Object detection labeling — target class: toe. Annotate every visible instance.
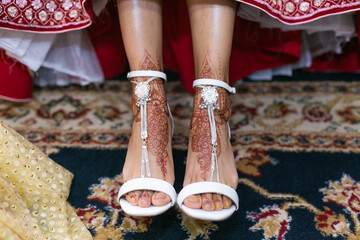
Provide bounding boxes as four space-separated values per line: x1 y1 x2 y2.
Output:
184 194 202 209
223 195 232 209
138 190 153 208
126 190 142 206
152 192 171 206
202 193 215 211
213 194 223 211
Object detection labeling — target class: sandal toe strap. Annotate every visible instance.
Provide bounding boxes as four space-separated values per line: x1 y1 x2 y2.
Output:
118 178 177 206
177 182 239 210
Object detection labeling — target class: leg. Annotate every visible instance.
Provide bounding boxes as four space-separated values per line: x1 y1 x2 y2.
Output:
117 0 174 208
183 0 238 211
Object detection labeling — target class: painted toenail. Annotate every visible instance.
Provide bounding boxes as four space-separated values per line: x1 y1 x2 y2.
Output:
188 196 200 203
224 201 230 208
130 197 137 204
154 193 166 199
215 203 220 209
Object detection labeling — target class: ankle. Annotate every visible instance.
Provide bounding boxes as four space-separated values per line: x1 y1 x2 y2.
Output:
131 78 167 116
193 87 231 121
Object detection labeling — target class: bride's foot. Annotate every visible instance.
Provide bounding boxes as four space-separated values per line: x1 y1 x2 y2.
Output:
183 86 238 211
122 75 174 208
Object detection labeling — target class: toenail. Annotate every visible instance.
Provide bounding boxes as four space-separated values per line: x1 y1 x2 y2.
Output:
224 201 230 208
139 198 149 205
154 193 166 199
215 203 221 209
188 196 200 203
130 197 137 204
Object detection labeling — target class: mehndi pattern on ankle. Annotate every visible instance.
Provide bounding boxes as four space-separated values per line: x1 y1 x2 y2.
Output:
128 70 167 178
146 81 171 179
193 79 236 183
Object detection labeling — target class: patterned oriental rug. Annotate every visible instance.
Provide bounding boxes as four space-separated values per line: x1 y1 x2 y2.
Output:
1 80 360 240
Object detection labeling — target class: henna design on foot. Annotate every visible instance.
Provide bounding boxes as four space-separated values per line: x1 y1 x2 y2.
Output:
130 52 170 180
147 80 170 179
140 50 162 71
190 99 212 181
191 51 232 181
199 52 223 80
190 88 230 181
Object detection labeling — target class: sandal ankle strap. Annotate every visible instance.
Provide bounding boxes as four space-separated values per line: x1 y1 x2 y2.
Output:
127 70 167 82
193 79 236 94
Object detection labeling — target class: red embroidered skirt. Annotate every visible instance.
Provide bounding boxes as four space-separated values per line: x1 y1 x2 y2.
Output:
1 0 360 101
0 0 91 32
236 0 360 24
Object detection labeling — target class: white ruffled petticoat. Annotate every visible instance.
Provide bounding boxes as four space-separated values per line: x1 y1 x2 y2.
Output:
0 28 104 87
237 6 357 80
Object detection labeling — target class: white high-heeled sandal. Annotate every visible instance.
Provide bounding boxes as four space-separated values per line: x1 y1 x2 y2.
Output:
177 78 239 221
117 70 176 217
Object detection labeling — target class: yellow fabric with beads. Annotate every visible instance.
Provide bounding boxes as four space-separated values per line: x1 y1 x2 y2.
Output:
0 121 92 240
